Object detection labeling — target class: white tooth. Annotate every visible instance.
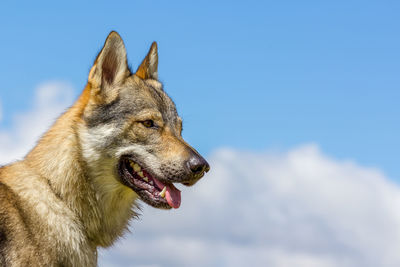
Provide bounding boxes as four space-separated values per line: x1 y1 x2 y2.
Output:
130 161 135 168
143 177 149 182
138 171 144 178
133 164 141 172
159 186 166 198
150 181 154 185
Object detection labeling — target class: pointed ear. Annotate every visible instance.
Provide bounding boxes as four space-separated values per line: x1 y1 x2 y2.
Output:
88 31 130 89
136 42 158 80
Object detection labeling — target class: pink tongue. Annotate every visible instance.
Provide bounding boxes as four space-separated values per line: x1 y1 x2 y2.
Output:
153 179 181 209
165 183 181 209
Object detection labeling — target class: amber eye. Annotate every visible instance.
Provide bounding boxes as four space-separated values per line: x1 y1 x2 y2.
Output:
142 120 155 128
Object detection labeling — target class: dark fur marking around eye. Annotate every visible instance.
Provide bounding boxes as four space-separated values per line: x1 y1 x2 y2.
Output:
84 96 157 128
85 81 180 134
84 96 126 127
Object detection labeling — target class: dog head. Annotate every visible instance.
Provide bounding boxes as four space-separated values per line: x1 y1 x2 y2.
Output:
79 32 209 209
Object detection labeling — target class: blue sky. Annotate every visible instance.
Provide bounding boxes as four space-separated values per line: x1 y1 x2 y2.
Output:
1 1 399 180
1 2 400 266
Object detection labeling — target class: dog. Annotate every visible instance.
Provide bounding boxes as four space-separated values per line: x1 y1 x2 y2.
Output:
0 31 209 266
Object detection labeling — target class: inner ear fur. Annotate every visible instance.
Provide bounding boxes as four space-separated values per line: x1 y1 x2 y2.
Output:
88 31 131 90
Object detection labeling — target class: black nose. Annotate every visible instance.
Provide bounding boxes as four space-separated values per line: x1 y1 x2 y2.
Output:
187 153 210 176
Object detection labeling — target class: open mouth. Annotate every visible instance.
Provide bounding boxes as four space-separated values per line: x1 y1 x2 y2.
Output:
118 156 181 209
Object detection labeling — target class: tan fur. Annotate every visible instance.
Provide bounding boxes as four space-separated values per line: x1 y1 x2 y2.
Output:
1 90 100 265
0 34 136 266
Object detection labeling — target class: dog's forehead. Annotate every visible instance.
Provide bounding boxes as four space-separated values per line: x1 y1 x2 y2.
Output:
123 77 179 121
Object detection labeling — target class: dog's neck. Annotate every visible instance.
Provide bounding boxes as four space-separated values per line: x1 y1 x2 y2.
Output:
25 85 136 248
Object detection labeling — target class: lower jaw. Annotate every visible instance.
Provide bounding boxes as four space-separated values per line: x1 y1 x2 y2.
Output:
142 193 172 209
122 178 170 208
118 157 181 209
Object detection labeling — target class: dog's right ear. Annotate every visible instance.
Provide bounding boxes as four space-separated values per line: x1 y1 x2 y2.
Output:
88 31 131 93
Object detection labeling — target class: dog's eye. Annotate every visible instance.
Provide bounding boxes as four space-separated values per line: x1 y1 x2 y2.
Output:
142 120 155 128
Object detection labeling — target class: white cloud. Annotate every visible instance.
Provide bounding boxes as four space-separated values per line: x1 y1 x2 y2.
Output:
0 81 74 164
1 82 400 267
99 146 400 267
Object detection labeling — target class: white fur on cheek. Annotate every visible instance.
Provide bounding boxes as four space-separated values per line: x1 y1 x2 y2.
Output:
78 124 137 246
80 124 118 161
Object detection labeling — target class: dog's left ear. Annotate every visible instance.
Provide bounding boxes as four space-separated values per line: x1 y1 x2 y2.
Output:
88 31 131 89
136 42 158 80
